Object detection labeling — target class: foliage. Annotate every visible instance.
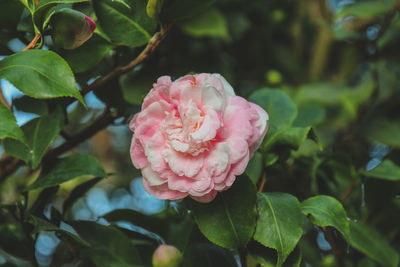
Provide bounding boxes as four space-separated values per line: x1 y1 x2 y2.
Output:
1 0 400 266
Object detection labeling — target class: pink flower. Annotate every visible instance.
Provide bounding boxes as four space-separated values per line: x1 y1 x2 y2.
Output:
130 74 268 203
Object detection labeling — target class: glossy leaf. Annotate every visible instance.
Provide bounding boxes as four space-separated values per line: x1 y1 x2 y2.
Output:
301 195 350 240
254 192 303 266
245 151 263 185
93 0 156 47
61 34 113 73
0 103 25 143
263 126 311 151
361 159 400 181
349 220 399 267
249 88 297 135
0 50 85 104
3 108 64 168
27 154 107 190
248 241 302 267
189 176 257 249
70 220 143 266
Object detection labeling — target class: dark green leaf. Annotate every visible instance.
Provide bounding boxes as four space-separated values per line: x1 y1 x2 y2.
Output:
0 223 34 262
0 50 85 105
254 192 303 266
61 34 113 73
63 177 103 214
301 195 350 240
0 103 25 143
248 241 302 267
263 127 311 151
337 0 397 19
293 104 325 127
245 152 263 185
27 154 107 190
180 8 229 40
3 107 64 168
70 220 142 266
361 159 400 181
349 220 399 267
182 243 238 267
93 0 156 47
249 88 297 135
189 176 257 249
13 96 48 115
0 0 24 29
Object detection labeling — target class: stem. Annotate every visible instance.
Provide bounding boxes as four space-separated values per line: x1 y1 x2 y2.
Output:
321 227 344 267
0 25 172 182
81 24 172 96
339 180 358 203
238 248 247 267
0 83 11 110
23 34 41 51
258 171 266 192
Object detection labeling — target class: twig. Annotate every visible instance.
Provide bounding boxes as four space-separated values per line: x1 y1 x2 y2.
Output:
81 24 172 96
23 34 41 51
0 25 172 182
258 171 266 192
321 227 344 267
0 82 11 110
339 180 357 203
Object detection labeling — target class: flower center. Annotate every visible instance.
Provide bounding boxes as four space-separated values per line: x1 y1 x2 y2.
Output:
162 101 209 156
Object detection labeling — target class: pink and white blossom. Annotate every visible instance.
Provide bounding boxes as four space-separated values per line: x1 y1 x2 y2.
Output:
130 73 268 203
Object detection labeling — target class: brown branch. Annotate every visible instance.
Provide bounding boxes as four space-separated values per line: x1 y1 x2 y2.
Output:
321 227 344 267
339 180 357 203
258 171 266 192
81 24 172 96
23 34 41 51
0 83 11 110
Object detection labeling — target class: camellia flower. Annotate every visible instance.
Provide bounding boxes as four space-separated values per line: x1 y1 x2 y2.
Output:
130 74 268 202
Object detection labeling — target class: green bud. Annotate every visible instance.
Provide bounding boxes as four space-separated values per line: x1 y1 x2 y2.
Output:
146 0 163 20
152 245 182 267
51 8 96 50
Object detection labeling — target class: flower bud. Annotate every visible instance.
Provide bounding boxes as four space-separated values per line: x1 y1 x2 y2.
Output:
152 245 182 267
51 8 96 50
146 0 163 20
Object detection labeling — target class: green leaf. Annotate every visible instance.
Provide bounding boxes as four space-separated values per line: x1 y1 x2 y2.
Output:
32 0 89 31
0 223 35 262
361 159 400 181
0 103 25 143
263 127 311 151
245 152 263 185
182 243 238 267
363 119 400 148
181 8 229 40
248 242 302 267
160 0 215 22
300 195 350 240
13 96 48 115
63 177 103 214
3 107 64 168
93 0 156 47
349 220 399 267
189 176 257 249
0 50 85 105
69 220 143 266
27 154 107 190
249 88 297 135
61 34 113 73
293 104 326 127
254 192 303 266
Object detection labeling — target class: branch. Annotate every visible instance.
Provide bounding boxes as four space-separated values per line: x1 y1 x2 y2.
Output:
0 82 11 110
339 180 358 203
0 25 172 182
258 171 267 192
81 24 172 96
23 34 41 51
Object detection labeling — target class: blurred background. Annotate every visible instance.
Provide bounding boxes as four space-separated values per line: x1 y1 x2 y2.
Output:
1 0 400 266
